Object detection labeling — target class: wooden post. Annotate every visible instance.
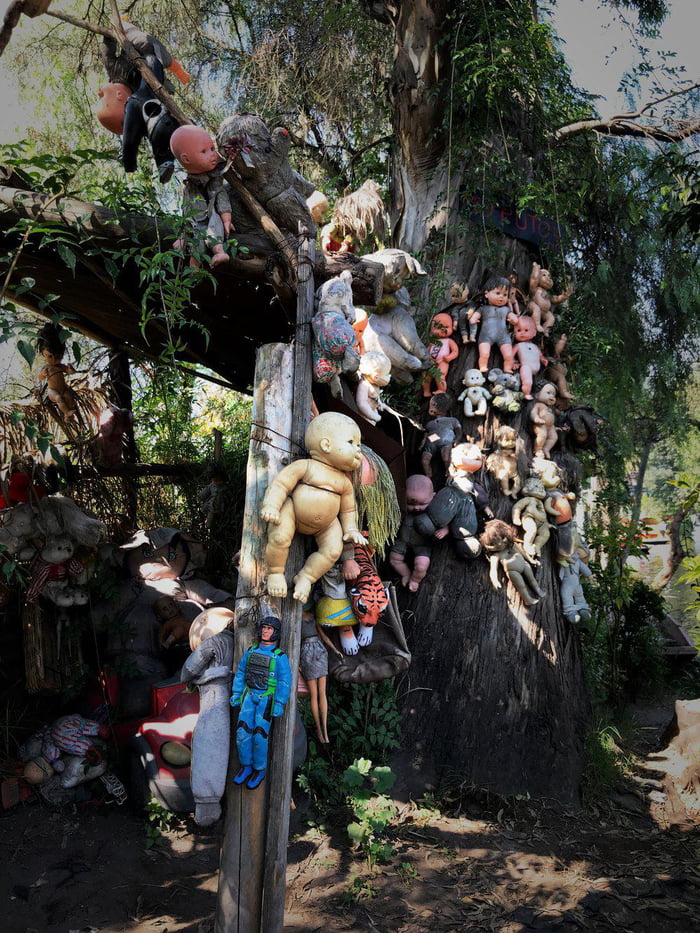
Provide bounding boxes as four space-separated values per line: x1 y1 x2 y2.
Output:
215 225 316 933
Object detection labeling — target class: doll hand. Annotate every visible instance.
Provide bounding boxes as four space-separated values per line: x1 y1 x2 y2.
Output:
221 212 233 236
159 615 191 648
342 558 361 581
434 526 449 540
261 506 281 524
343 530 366 546
230 696 241 708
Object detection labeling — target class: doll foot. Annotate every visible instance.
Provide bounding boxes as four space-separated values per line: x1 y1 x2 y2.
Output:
357 624 374 647
407 579 422 593
158 160 175 183
194 801 222 827
209 249 230 268
247 769 266 789
233 765 253 785
292 575 313 603
339 628 359 655
267 573 288 598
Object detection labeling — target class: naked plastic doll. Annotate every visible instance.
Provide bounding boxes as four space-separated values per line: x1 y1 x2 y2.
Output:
36 342 77 419
261 412 365 603
480 519 544 607
511 475 551 560
527 262 573 336
356 351 391 424
472 275 520 373
529 382 559 458
170 125 233 268
512 315 548 400
422 312 460 397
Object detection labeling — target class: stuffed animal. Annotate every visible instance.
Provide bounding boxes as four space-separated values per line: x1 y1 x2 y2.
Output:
480 519 544 607
420 393 462 479
530 382 559 458
356 351 392 424
422 313 460 397
261 412 365 603
0 503 37 560
511 476 550 560
311 270 360 397
458 368 492 417
26 535 83 602
19 714 109 777
389 475 438 592
527 262 573 337
559 532 592 625
512 315 548 400
346 544 388 649
486 426 521 498
472 275 520 373
487 368 524 413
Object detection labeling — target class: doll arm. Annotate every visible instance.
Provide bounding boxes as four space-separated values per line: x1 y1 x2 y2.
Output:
579 561 593 579
181 641 214 681
339 480 365 544
272 652 292 716
530 403 547 425
529 262 541 294
539 348 549 366
543 498 560 520
446 339 460 362
316 622 344 658
261 461 308 523
457 387 467 402
355 382 377 422
488 554 501 589
506 311 519 326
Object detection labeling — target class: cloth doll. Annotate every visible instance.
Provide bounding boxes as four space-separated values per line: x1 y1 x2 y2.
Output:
471 275 520 373
486 425 522 498
312 270 360 397
170 125 233 268
261 412 365 603
559 533 592 625
230 616 291 789
389 474 438 591
512 315 548 400
420 393 462 479
458 368 492 417
530 382 559 458
180 610 234 825
511 476 551 560
527 262 573 337
26 535 83 602
480 520 544 607
299 603 330 745
356 351 392 424
422 313 460 397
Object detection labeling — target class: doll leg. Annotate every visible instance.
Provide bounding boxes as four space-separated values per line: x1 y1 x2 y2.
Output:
307 679 324 744
500 343 515 373
520 516 537 557
533 521 551 556
544 428 558 457
507 569 540 606
265 500 297 597
317 676 329 744
408 555 430 592
478 341 492 373
434 363 448 394
520 561 544 600
519 366 533 399
422 372 433 398
533 426 548 458
292 519 344 603
389 549 411 587
339 625 359 655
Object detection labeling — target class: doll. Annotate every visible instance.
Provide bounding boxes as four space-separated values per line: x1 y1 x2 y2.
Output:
422 313 460 397
444 282 478 344
36 330 77 419
559 532 592 625
170 124 233 268
420 393 462 479
458 368 491 417
511 475 551 560
544 333 573 401
507 270 526 317
197 466 228 529
527 262 573 337
153 592 191 648
530 382 559 458
487 368 524 414
389 475 439 591
471 275 520 373
356 351 392 424
480 520 544 607
95 82 132 135
26 535 83 603
512 315 548 400
231 616 291 789
180 609 234 825
300 602 330 744
261 412 365 603
312 270 360 397
486 425 521 498
538 460 576 560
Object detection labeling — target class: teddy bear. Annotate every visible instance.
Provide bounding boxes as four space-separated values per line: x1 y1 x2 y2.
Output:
487 368 524 413
26 535 83 603
486 426 522 498
311 270 360 397
458 368 492 417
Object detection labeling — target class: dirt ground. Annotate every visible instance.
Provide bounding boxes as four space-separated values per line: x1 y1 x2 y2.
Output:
2 702 698 933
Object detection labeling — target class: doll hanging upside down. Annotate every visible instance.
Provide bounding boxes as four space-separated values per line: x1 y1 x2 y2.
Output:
261 412 366 603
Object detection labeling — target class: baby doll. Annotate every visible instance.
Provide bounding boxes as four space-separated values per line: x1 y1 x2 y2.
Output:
422 313 460 397
480 519 544 607
538 460 576 560
507 270 526 317
527 262 573 336
389 475 438 592
512 315 548 400
356 351 392 424
559 532 592 626
36 332 77 419
170 124 233 268
511 475 551 560
471 275 520 373
444 281 478 344
153 591 191 648
530 382 559 458
420 393 462 479
486 425 521 498
544 333 574 401
458 368 491 417
261 412 365 603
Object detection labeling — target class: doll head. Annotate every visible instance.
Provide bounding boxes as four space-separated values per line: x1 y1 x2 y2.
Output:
449 281 469 304
480 519 516 553
535 267 554 289
483 275 510 307
152 595 181 623
41 535 74 564
258 615 282 645
427 392 452 417
462 368 486 390
189 606 234 651
36 323 66 364
170 125 221 174
359 350 391 387
538 460 562 489
513 316 538 342
535 382 557 407
522 475 546 499
305 412 362 472
307 190 329 223
430 312 454 338
405 474 434 513
495 425 518 450
451 443 483 475
95 83 133 134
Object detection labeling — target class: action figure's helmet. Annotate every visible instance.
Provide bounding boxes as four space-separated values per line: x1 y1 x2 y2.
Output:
257 616 282 643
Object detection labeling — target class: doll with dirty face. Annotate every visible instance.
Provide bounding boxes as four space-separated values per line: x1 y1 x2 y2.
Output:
389 475 439 592
472 275 520 374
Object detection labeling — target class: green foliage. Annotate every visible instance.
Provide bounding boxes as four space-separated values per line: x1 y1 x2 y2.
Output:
582 723 632 804
144 799 178 848
344 758 397 869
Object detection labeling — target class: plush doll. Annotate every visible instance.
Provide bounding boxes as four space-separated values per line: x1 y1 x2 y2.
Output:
19 714 109 776
170 125 233 268
512 315 548 400
420 393 462 478
231 616 291 789
346 543 388 648
0 502 37 561
422 313 460 397
472 275 520 373
26 535 83 602
389 475 438 591
36 330 77 419
487 368 524 414
480 520 544 607
527 262 573 337
559 532 592 625
356 351 392 424
360 249 430 385
544 333 573 401
180 609 234 825
458 368 492 417
261 412 365 603
217 112 319 234
444 281 478 344
1 454 46 507
530 382 559 458
312 270 360 397
511 475 551 560
299 602 331 744
486 426 521 498
538 460 576 560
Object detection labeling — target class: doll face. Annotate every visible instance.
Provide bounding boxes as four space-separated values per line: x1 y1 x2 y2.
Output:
153 596 181 622
449 282 468 304
405 475 434 513
95 83 132 134
451 443 482 474
538 268 554 289
316 425 363 472
171 126 221 174
514 317 537 342
484 284 509 307
42 536 74 563
538 461 561 488
260 623 276 644
41 348 63 365
430 313 454 337
536 383 557 406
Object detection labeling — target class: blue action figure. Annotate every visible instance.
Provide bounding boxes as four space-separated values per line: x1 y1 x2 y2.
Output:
230 616 291 790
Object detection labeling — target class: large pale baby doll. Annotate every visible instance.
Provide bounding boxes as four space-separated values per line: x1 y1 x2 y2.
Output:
261 412 365 603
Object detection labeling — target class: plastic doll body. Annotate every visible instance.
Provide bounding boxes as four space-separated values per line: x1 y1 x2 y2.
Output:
422 313 460 397
481 520 544 606
356 351 391 424
512 316 548 399
511 477 550 560
530 382 559 458
472 277 519 373
445 282 477 344
527 263 573 337
231 618 291 789
38 349 77 417
545 333 573 401
389 475 436 592
486 425 521 498
458 369 491 417
539 460 576 559
261 412 365 603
